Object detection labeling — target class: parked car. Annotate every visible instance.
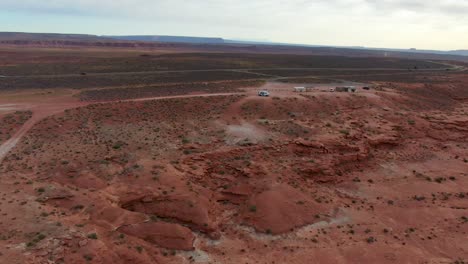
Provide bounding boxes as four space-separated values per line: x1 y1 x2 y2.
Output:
258 90 270 97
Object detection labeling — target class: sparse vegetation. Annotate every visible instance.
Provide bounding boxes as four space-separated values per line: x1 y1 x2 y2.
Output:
87 233 98 239
0 46 465 263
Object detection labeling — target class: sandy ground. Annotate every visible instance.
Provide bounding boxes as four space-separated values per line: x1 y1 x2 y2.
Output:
0 82 346 162
0 89 248 162
0 79 466 264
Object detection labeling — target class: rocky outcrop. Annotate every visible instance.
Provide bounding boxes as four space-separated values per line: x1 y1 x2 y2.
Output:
242 184 327 234
121 193 217 235
119 222 195 250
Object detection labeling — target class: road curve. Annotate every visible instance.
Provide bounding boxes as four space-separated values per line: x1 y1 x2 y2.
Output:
0 92 242 163
2 66 457 78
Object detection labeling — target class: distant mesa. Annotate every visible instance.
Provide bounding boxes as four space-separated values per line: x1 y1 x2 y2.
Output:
0 32 106 42
0 32 467 59
105 35 225 44
0 32 227 45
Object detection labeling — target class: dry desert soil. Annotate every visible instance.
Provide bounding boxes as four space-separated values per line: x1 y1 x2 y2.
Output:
0 45 467 264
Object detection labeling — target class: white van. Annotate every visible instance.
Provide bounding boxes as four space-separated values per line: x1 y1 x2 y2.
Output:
258 90 270 97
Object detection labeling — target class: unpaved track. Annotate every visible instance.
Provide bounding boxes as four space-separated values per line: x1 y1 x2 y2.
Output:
0 102 87 163
0 116 38 161
2 66 458 78
0 92 242 163
122 92 241 102
1 62 463 163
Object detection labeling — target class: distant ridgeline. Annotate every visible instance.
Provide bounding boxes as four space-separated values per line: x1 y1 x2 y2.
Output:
106 35 225 44
0 32 467 61
0 32 225 45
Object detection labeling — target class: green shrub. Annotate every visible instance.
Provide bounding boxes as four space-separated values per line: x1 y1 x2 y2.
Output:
87 233 98 239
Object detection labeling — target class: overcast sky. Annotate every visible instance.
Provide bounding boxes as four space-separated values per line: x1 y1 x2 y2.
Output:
1 0 467 50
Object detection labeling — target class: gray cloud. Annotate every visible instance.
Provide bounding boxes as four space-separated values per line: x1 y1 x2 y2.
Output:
1 0 467 49
2 0 468 20
363 0 468 15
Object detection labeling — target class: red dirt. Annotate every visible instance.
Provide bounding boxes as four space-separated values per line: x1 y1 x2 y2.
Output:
0 110 32 145
243 184 327 234
119 222 195 250
0 50 467 263
0 99 88 162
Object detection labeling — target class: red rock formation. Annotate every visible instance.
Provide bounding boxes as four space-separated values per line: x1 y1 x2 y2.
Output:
119 222 195 250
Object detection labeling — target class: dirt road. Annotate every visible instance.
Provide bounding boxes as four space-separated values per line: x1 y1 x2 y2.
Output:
2 65 460 78
0 92 242 163
1 60 463 163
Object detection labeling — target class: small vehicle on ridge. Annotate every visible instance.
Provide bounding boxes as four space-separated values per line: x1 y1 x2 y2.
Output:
258 90 270 97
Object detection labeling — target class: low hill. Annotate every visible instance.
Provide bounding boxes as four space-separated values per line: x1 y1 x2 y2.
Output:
0 32 110 42
107 35 225 44
0 32 467 62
